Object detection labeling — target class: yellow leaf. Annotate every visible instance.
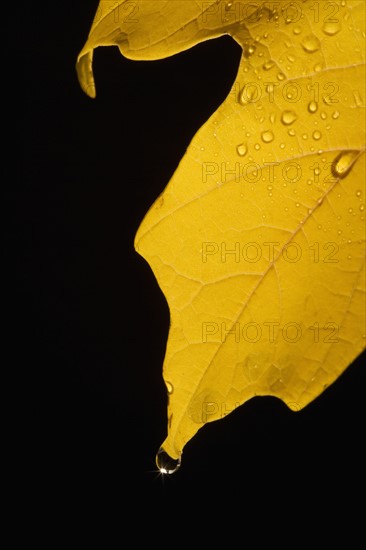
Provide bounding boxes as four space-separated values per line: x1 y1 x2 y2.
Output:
77 1 366 471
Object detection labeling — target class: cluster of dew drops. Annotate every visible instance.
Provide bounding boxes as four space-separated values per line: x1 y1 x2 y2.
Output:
224 0 365 228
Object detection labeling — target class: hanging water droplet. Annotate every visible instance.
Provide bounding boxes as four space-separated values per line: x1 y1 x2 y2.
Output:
166 381 174 395
277 72 286 81
270 112 276 124
225 1 233 10
312 130 322 140
360 204 365 211
237 143 248 157
254 143 261 150
287 54 295 63
308 100 318 113
156 447 181 475
280 143 285 149
356 190 362 197
322 21 341 35
261 130 274 143
314 63 323 72
302 133 308 140
332 110 340 119
293 26 302 35
281 110 297 125
320 112 327 120
332 150 360 179
301 34 321 53
288 128 296 136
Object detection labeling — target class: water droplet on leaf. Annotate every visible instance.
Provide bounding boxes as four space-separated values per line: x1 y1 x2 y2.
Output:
308 101 318 113
352 91 364 107
281 110 297 125
244 44 256 58
261 130 274 143
301 34 321 53
332 150 360 179
237 143 248 157
322 21 341 35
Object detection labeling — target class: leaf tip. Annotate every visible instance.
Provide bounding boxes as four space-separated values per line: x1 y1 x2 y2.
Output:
76 50 96 98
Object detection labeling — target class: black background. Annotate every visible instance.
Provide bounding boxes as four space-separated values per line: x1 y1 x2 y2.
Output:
19 0 365 526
